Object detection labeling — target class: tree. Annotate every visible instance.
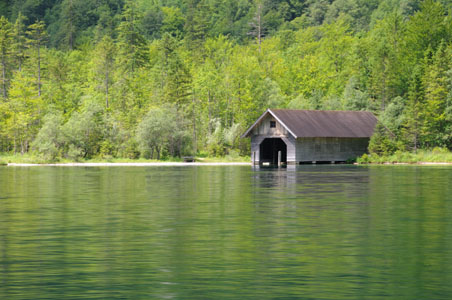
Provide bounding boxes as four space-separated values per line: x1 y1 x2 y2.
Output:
248 1 266 52
0 16 12 99
403 65 424 151
11 12 27 72
62 100 104 159
136 105 189 159
32 112 63 160
116 0 149 76
367 11 408 111
156 33 192 105
421 42 450 147
27 20 47 97
0 72 42 153
60 0 77 50
184 0 209 51
406 0 448 59
160 6 185 38
94 35 116 108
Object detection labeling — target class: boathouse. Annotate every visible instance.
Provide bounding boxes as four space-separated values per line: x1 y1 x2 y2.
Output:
242 109 378 165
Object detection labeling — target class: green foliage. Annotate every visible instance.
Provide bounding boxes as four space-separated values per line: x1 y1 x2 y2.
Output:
357 148 452 164
32 112 63 160
0 71 42 154
1 0 452 160
368 122 399 155
0 15 12 98
136 104 190 159
206 120 245 156
62 100 104 159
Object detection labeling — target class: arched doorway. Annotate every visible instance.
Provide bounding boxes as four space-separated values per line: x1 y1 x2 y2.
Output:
259 138 287 165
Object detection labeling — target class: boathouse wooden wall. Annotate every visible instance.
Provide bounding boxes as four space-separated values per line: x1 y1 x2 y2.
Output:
295 137 369 163
249 114 296 164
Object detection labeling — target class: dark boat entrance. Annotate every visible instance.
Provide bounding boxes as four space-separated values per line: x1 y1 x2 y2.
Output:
259 138 287 165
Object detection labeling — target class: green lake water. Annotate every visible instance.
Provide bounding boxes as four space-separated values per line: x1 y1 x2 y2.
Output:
1 165 452 299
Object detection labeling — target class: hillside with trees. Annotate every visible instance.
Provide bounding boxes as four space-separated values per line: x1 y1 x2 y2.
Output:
1 0 452 161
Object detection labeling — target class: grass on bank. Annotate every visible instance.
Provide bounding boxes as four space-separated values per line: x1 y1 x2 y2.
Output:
0 152 250 165
357 148 452 164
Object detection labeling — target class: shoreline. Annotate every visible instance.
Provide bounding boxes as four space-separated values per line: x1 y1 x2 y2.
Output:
5 162 452 167
6 162 252 167
355 162 452 166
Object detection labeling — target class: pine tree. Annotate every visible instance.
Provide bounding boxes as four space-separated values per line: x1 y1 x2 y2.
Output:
11 12 27 72
117 0 149 76
422 42 450 147
27 20 47 97
403 65 424 151
95 35 116 108
0 16 12 99
159 33 191 105
184 0 209 52
61 0 77 50
1 72 42 153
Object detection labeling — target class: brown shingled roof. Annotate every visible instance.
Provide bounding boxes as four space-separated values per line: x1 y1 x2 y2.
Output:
242 109 378 138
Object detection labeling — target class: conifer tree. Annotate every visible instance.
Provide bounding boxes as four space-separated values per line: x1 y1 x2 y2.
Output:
117 0 149 76
61 0 77 50
12 12 27 72
403 66 424 151
27 20 47 97
0 16 12 99
184 0 209 52
95 35 116 108
422 42 450 147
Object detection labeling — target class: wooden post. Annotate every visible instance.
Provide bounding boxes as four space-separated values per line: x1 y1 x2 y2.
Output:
278 151 281 167
252 151 256 165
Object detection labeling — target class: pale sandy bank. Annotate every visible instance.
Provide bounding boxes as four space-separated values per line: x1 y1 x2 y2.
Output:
7 162 251 167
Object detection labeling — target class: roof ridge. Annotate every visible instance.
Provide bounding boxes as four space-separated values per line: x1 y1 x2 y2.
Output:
270 108 373 113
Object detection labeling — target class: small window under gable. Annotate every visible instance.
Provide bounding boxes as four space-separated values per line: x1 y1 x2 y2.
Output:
270 121 276 128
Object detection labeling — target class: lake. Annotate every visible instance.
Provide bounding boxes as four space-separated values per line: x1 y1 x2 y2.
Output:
1 165 452 299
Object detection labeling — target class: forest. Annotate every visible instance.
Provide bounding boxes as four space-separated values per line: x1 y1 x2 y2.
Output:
1 0 452 161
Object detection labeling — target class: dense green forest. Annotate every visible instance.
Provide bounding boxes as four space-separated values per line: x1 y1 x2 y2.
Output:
1 0 452 160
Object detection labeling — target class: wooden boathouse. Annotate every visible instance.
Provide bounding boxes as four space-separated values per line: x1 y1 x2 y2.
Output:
242 109 378 165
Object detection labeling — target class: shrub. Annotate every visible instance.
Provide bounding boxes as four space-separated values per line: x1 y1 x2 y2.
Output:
32 113 64 160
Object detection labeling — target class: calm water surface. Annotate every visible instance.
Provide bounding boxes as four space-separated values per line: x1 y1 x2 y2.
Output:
1 165 452 299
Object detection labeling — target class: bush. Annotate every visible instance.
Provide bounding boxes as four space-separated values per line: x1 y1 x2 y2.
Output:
357 153 369 164
136 104 190 159
62 100 104 159
206 120 245 157
32 113 64 160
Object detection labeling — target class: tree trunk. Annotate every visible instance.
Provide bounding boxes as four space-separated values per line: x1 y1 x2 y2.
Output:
192 95 197 154
1 53 6 98
105 68 109 108
68 0 74 50
208 90 212 134
257 6 261 53
37 45 41 97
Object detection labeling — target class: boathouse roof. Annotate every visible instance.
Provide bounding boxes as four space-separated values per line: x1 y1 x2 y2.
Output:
242 109 378 138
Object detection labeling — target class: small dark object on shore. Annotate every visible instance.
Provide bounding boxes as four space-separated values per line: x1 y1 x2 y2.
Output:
183 156 195 162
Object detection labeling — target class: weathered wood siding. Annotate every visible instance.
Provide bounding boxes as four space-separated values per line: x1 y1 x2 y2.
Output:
282 135 296 164
250 135 296 164
295 137 369 162
251 114 288 136
250 115 295 165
